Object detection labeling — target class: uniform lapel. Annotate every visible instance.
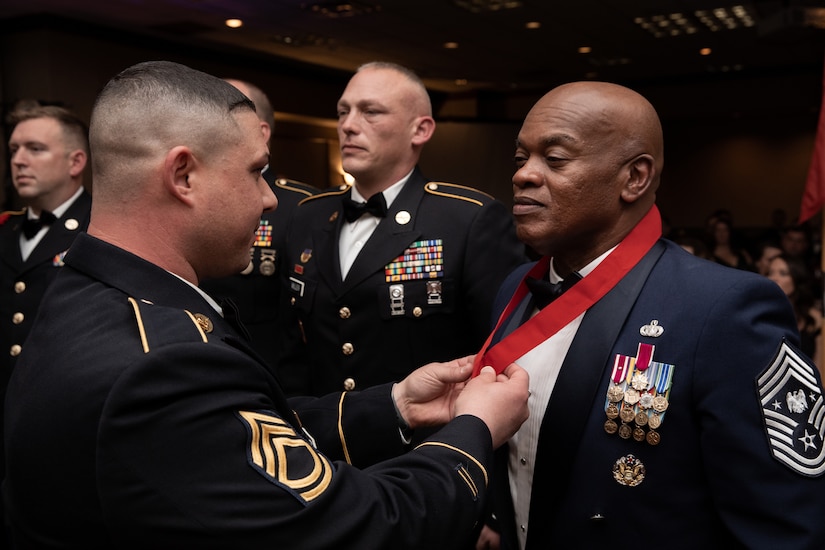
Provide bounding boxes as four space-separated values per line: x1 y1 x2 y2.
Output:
312 207 346 291
0 213 25 271
21 192 91 269
339 170 425 295
523 241 665 549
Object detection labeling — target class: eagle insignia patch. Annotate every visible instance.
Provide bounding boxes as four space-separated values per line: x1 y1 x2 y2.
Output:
757 340 825 477
237 410 334 503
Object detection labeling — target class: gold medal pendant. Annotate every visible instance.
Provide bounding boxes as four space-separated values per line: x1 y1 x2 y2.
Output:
652 395 669 412
624 388 641 405
618 423 633 439
607 384 625 403
619 404 636 423
604 419 618 434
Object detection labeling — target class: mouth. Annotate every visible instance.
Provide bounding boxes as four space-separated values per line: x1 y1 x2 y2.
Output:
512 195 545 216
340 143 364 155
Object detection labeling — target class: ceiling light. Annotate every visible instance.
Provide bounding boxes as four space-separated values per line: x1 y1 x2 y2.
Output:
453 0 522 13
635 5 753 37
225 19 243 28
700 47 712 55
578 46 592 54
444 42 459 49
525 21 541 29
307 2 381 18
455 78 468 85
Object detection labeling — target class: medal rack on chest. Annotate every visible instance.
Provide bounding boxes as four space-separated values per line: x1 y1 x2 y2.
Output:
604 334 674 446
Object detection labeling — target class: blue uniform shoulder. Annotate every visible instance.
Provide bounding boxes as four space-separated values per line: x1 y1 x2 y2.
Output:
423 181 497 207
126 297 216 353
273 178 319 198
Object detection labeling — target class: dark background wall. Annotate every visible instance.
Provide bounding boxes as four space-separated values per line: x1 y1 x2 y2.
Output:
1 21 819 234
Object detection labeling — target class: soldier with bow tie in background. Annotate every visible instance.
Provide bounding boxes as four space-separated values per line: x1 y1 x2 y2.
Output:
0 101 91 545
277 61 526 398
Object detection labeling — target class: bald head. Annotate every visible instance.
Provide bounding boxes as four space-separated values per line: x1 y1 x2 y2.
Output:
532 81 664 199
512 81 664 265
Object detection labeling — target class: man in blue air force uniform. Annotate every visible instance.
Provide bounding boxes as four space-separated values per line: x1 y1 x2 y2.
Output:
477 81 825 549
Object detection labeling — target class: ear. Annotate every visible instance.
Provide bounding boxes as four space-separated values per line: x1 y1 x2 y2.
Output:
411 116 435 146
67 150 87 177
620 154 655 204
162 146 197 207
259 120 272 144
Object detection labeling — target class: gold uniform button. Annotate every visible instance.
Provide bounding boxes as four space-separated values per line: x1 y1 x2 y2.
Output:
10 344 22 357
343 377 356 391
290 297 296 305
342 342 354 355
413 306 423 317
14 281 26 294
12 312 24 324
339 306 351 319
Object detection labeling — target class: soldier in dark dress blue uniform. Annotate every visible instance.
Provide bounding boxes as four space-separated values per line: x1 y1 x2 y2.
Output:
3 60 529 550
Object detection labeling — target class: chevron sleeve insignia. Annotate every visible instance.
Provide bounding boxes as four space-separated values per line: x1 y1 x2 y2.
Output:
757 339 825 477
236 410 334 504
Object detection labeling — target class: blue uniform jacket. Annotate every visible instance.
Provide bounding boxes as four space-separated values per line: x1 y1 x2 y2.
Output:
491 239 825 549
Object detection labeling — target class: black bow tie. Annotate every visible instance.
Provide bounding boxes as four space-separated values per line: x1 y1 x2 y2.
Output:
21 210 57 239
524 272 582 309
342 193 388 223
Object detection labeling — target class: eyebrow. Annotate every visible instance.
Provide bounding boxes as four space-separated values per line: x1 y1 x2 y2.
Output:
515 133 578 149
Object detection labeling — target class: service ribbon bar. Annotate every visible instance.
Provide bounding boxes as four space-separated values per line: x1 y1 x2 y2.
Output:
254 220 272 247
385 239 444 282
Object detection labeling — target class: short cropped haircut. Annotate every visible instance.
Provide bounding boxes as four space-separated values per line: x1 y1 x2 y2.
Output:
89 61 256 191
357 61 432 116
7 103 89 155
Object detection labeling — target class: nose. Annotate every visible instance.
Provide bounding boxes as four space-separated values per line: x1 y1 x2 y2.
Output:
260 177 277 213
513 158 541 189
11 148 27 166
338 111 357 135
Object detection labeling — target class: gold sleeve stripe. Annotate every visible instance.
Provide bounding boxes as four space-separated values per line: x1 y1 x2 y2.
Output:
456 464 479 498
424 182 486 206
127 297 150 354
414 441 489 485
337 393 352 464
182 310 209 343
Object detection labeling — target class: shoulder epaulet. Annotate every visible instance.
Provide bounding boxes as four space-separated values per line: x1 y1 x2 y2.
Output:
0 209 26 226
298 184 351 206
127 297 213 353
423 182 495 207
274 178 319 198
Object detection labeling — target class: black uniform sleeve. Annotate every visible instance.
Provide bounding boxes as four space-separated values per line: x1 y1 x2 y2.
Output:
97 341 493 549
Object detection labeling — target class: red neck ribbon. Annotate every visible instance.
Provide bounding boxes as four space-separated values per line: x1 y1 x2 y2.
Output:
472 205 662 376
